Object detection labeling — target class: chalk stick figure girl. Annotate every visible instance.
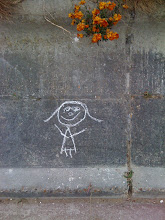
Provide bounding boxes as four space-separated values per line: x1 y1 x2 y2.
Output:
44 101 102 158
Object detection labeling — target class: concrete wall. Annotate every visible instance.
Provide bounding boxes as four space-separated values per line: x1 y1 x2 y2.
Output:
0 0 164 197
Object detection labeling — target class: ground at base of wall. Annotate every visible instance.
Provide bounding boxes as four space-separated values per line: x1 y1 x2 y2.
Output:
0 197 164 220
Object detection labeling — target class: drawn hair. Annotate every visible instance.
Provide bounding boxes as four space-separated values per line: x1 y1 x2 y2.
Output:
44 107 60 122
44 101 102 123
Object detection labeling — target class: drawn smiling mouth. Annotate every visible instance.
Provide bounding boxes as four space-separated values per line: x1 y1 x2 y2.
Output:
61 112 81 121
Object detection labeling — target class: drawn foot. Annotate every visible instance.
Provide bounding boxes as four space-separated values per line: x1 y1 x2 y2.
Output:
60 148 68 157
69 149 73 158
60 148 76 158
65 150 68 157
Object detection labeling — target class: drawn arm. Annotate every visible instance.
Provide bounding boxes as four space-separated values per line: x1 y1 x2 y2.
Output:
55 124 66 137
72 128 87 137
55 125 87 138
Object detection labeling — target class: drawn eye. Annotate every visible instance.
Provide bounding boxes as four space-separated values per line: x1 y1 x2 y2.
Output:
72 106 80 112
64 106 71 112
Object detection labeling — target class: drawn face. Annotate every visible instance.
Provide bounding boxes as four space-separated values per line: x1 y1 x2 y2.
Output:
58 102 86 127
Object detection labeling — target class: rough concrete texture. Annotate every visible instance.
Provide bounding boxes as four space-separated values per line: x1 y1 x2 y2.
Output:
0 0 165 196
0 167 127 197
131 98 165 167
0 99 127 167
132 166 165 196
0 198 165 220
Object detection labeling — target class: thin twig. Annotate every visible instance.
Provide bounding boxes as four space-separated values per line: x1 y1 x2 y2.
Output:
44 15 72 36
43 2 72 39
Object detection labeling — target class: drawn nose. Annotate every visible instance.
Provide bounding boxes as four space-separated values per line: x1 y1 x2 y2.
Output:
68 112 74 116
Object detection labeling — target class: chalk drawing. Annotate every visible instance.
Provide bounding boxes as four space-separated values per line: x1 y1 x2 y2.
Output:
44 101 102 158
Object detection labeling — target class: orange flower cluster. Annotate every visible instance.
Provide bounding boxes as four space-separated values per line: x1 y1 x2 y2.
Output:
92 26 100 33
105 29 119 40
69 1 127 43
99 1 116 10
77 22 85 31
92 8 100 18
79 0 86 5
68 2 84 21
92 33 102 43
68 10 84 20
123 4 129 9
77 19 89 31
109 14 122 25
93 16 108 27
77 33 83 38
114 14 122 21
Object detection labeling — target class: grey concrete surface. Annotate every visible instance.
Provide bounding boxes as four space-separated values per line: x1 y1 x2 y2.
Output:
0 167 127 197
131 97 165 167
132 166 165 196
0 22 127 100
0 0 165 196
0 198 165 220
0 99 127 167
130 52 165 95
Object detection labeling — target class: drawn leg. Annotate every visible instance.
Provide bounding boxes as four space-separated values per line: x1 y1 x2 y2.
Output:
71 135 76 153
64 148 68 157
69 149 73 158
68 129 76 154
60 129 68 157
60 128 77 158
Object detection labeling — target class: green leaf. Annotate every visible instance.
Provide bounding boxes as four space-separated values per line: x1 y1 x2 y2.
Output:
124 170 134 179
